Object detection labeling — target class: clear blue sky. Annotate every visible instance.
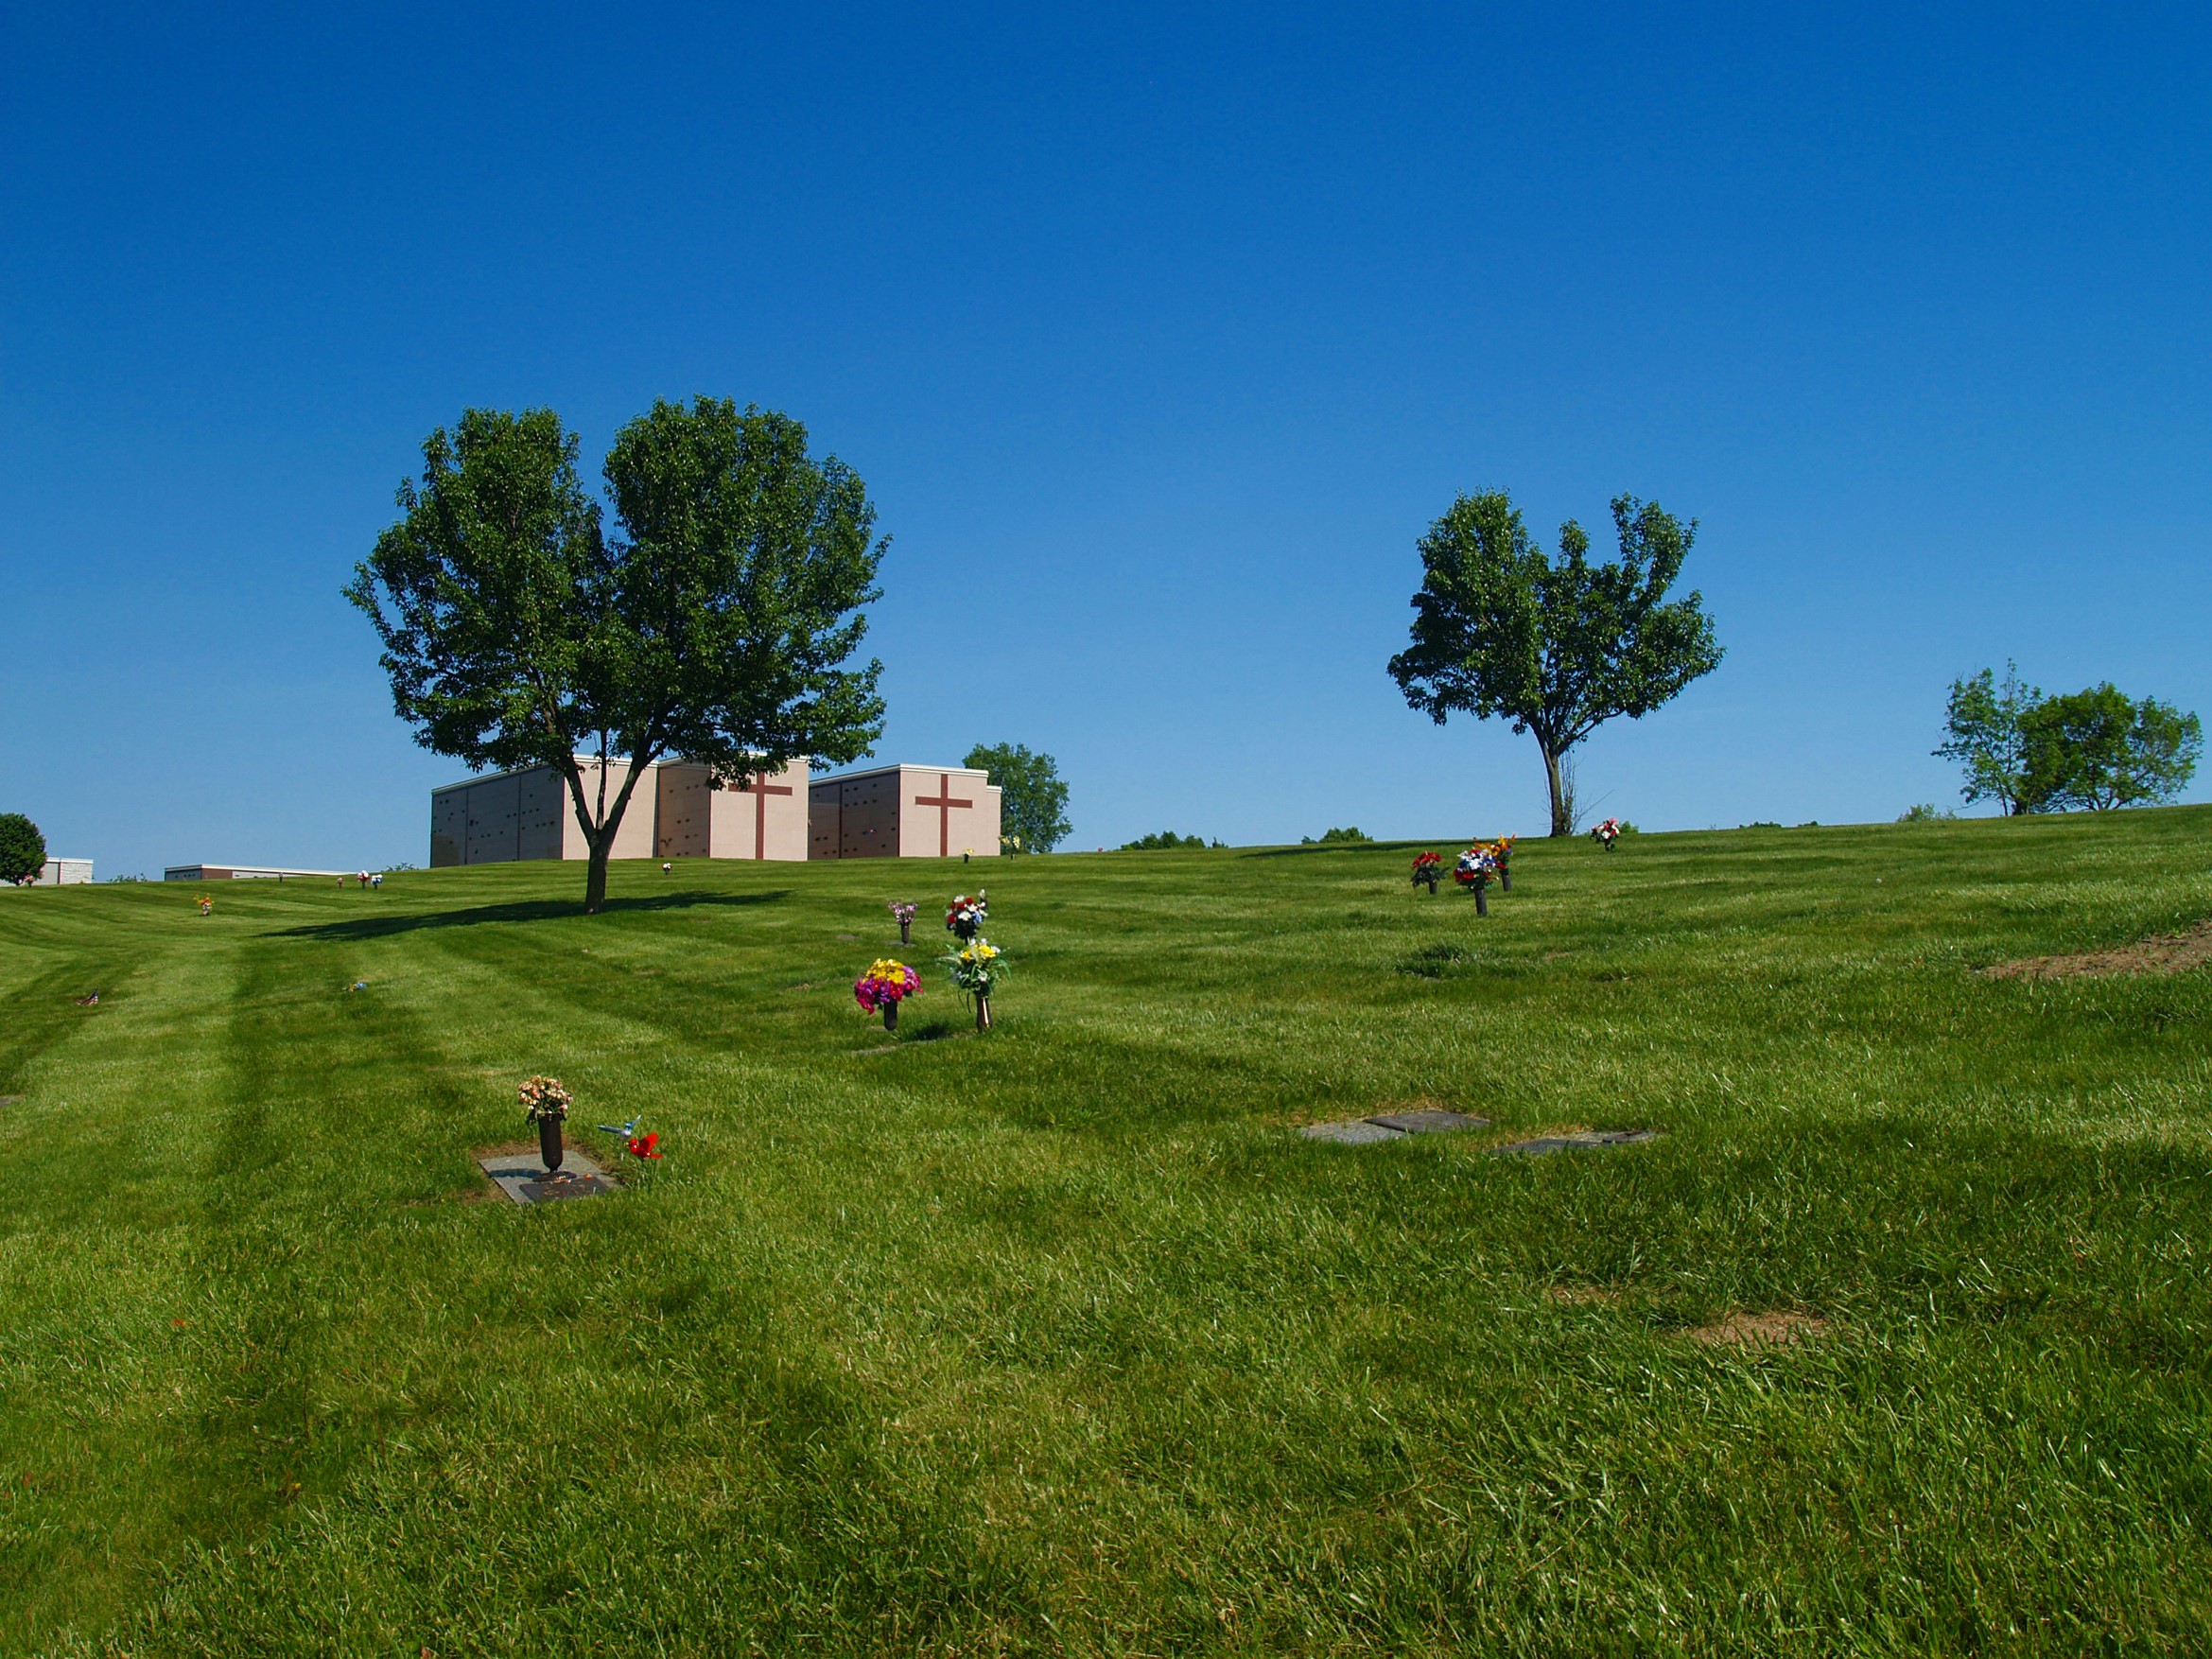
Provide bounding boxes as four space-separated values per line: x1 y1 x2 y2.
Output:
5 4 2207 874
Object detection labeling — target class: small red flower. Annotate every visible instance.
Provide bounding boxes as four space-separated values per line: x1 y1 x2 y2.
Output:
626 1132 662 1160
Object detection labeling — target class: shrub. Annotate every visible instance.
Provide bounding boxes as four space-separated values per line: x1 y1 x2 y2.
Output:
1897 803 1956 823
1121 830 1210 850
1300 827 1373 845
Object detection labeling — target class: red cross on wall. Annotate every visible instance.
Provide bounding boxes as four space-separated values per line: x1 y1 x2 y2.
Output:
914 772 972 857
738 773 792 860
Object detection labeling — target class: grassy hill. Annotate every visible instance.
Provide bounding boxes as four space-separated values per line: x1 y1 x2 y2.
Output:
4 812 2211 1654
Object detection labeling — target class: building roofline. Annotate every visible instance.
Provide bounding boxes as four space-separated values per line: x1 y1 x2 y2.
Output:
809 762 995 785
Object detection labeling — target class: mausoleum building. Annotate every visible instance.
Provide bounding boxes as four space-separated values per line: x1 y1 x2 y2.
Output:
431 757 1001 865
428 758 810 867
808 764 1002 860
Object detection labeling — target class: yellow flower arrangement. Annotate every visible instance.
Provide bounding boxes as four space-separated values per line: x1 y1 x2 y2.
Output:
945 934 1009 998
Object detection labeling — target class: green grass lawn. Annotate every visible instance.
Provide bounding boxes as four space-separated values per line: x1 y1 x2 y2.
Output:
5 811 2211 1655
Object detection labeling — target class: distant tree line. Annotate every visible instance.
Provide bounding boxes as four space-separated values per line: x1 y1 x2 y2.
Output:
1937 665 2200 814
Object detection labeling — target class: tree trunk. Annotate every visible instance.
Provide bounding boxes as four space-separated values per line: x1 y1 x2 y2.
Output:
1541 742 1572 837
584 838 610 914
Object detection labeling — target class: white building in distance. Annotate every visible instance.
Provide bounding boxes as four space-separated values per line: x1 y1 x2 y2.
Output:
165 864 347 882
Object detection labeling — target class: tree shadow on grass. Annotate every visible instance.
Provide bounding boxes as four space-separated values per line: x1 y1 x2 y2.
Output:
270 889 792 941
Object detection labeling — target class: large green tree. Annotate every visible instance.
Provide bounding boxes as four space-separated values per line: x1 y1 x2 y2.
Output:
1387 492 1722 836
0 812 45 885
963 742 1071 853
348 400 887 911
2020 684 2201 812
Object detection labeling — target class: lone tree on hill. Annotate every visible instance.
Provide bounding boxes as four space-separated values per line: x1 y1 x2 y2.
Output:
348 400 887 912
1388 492 1722 836
0 813 45 885
963 742 1071 853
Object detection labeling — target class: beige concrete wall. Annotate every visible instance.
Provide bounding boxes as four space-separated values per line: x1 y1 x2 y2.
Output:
662 761 809 860
703 760 809 860
897 767 1001 859
562 760 655 861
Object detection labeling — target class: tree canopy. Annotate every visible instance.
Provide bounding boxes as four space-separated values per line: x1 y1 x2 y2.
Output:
348 399 887 910
1387 492 1721 835
1934 664 2050 814
1936 667 2200 814
2021 685 2201 812
963 742 1071 854
0 813 45 885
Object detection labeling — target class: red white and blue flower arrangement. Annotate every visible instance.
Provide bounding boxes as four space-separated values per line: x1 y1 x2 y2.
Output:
946 891 987 941
1454 845 1502 914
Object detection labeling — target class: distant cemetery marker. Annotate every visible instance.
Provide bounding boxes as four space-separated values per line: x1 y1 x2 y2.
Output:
1489 1129 1657 1155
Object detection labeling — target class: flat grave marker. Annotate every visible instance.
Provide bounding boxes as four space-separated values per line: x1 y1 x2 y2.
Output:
1367 1109 1488 1134
1489 1128 1657 1156
1301 1110 1489 1144
477 1148 618 1205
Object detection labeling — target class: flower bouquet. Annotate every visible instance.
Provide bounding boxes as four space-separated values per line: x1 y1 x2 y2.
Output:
945 936 1009 1031
1591 817 1622 851
946 891 988 942
1412 850 1443 894
1454 846 1500 915
855 958 921 1033
518 1074 572 1172
1490 834 1516 892
888 899 917 945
